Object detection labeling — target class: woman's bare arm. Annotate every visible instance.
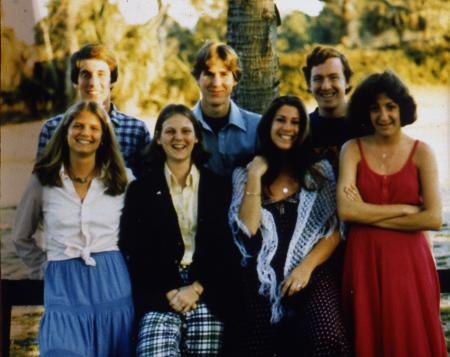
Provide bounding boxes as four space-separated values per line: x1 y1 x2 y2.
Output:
372 142 442 231
281 229 340 297
238 156 268 235
337 139 420 224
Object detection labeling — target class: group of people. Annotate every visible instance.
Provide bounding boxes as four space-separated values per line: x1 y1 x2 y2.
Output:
12 41 446 357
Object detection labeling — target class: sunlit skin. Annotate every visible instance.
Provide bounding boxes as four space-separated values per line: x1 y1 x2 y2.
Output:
157 114 199 167
67 111 103 159
310 57 349 118
76 59 112 112
270 105 301 151
369 93 402 139
197 57 237 117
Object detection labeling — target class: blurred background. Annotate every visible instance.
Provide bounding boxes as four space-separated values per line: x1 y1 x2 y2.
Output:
1 0 449 355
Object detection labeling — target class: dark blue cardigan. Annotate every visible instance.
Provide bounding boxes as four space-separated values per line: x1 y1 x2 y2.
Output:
119 164 239 321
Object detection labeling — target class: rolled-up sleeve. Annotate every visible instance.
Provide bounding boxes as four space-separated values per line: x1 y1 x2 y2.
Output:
12 174 46 279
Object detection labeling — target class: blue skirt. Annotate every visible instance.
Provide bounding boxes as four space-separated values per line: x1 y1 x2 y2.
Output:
39 251 134 357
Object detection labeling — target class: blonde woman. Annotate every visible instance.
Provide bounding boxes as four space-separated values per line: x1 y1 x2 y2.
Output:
13 101 134 356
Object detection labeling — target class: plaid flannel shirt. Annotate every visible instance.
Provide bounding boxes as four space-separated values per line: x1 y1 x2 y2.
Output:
37 103 151 177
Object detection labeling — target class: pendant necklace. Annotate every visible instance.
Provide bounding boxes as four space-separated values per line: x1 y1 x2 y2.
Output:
72 176 90 184
69 169 95 184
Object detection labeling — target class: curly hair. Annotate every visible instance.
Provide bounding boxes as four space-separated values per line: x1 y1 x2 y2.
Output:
34 101 128 195
191 41 241 82
257 95 325 190
143 104 210 169
347 70 417 135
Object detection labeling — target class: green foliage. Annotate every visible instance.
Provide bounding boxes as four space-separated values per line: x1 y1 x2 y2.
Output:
278 44 450 100
167 9 226 65
309 6 344 45
2 0 450 124
276 11 311 52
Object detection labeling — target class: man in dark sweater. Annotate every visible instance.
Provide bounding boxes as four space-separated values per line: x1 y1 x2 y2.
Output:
302 46 361 170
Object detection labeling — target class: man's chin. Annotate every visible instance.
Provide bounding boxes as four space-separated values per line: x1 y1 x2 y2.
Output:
203 98 227 107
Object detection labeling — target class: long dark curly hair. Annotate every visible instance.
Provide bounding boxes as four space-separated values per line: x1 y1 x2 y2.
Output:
258 95 325 191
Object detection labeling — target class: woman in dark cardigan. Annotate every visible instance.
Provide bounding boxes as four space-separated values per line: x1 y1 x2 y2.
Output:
119 104 237 356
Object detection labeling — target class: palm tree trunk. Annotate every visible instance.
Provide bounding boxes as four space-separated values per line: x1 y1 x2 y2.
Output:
227 0 279 114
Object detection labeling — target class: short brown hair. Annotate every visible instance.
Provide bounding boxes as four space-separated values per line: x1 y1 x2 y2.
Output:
302 46 353 92
192 41 241 82
143 104 209 168
70 44 118 84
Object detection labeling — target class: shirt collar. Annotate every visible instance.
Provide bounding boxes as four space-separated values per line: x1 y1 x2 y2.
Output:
164 163 199 190
227 100 247 131
194 99 247 132
108 103 120 126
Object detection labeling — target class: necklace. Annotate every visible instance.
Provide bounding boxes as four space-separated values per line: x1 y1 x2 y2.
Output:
68 169 95 184
72 176 90 184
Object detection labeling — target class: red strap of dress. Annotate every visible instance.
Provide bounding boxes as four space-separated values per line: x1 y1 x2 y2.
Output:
356 138 419 167
407 140 420 162
356 138 366 162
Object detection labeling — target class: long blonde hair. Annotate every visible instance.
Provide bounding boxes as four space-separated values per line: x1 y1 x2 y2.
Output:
34 101 128 195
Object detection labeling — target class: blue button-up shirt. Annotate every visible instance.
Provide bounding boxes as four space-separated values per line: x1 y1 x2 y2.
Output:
37 103 151 177
193 100 261 176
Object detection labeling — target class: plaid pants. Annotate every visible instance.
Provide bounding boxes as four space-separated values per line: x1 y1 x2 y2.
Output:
136 267 224 356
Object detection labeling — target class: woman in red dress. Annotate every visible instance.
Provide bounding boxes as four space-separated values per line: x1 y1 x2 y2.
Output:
337 70 447 357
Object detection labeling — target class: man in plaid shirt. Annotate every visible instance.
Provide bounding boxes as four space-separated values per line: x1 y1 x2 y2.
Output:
36 44 151 177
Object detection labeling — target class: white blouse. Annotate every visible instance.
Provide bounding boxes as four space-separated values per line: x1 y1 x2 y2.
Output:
13 169 132 279
164 163 199 266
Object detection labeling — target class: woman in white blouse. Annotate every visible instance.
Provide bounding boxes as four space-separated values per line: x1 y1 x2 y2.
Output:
13 101 134 357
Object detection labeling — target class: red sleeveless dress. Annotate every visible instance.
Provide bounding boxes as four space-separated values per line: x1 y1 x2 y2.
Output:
342 139 447 357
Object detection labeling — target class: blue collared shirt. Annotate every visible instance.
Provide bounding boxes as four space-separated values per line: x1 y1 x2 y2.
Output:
37 103 151 177
193 100 261 176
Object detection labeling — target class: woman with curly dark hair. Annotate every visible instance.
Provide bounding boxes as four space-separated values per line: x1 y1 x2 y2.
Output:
229 95 350 356
338 70 446 357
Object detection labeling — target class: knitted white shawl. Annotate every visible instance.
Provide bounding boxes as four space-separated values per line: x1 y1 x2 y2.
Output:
228 160 339 323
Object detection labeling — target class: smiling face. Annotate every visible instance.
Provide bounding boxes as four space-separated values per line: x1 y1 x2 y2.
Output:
76 59 112 109
197 56 237 116
310 57 349 118
369 93 401 138
67 110 103 158
157 114 199 165
270 105 301 151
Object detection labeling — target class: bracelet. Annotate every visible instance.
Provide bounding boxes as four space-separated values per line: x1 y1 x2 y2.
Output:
245 191 261 196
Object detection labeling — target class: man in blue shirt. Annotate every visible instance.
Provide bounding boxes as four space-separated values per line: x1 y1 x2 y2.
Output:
191 42 261 176
37 44 151 177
